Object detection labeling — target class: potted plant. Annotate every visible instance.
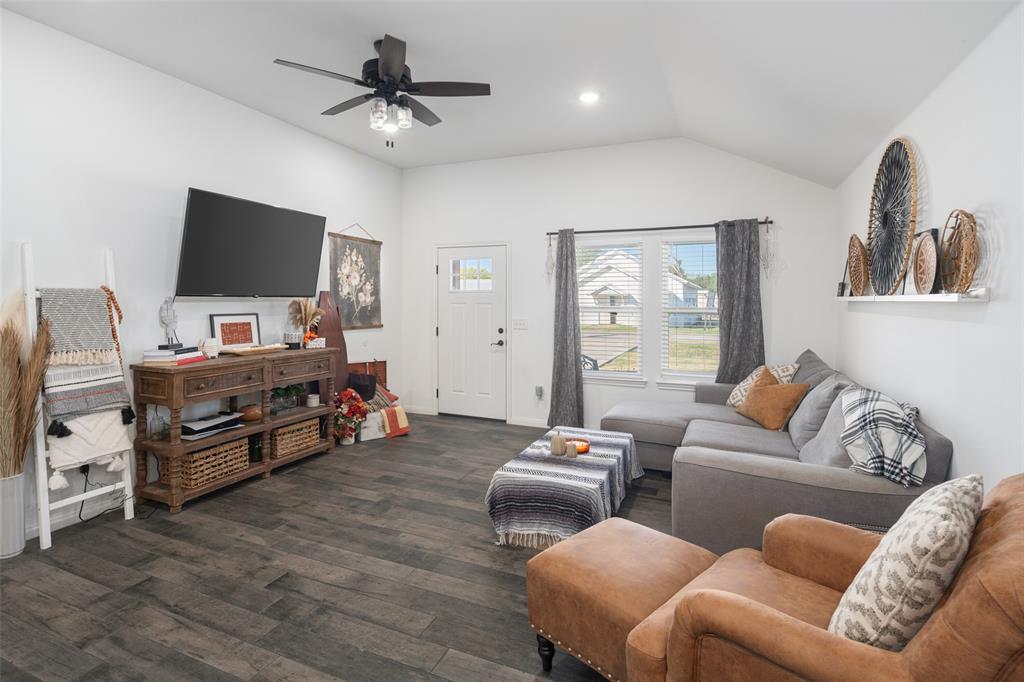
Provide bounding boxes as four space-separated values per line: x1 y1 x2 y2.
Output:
0 316 51 559
334 388 368 445
270 384 305 415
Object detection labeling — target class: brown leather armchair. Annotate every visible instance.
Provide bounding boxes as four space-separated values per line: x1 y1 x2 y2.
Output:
527 474 1023 682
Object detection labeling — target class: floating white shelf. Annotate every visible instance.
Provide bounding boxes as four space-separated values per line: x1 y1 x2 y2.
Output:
835 288 989 303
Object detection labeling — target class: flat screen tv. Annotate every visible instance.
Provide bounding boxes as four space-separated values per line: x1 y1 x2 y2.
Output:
175 188 326 297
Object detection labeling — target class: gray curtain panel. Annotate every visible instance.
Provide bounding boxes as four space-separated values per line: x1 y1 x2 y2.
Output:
715 218 765 383
547 229 584 427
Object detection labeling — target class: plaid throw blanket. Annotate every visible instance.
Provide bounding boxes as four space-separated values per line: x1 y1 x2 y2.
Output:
39 288 117 365
484 428 643 548
841 387 926 487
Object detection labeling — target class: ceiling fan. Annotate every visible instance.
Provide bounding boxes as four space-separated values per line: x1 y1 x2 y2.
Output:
274 34 490 134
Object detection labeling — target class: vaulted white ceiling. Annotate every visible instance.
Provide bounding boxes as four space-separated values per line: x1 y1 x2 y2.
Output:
5 1 1014 186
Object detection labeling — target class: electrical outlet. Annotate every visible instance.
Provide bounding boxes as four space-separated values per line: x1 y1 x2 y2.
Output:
512 319 528 331
535 385 544 399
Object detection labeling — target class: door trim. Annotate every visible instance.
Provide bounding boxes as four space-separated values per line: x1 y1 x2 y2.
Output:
434 241 511 421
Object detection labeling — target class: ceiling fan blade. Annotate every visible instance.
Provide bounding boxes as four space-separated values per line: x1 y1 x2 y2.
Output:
377 34 407 83
274 59 368 87
321 93 374 116
407 81 490 97
406 96 441 126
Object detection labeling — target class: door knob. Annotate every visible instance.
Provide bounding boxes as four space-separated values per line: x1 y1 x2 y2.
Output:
498 327 504 334
491 340 505 347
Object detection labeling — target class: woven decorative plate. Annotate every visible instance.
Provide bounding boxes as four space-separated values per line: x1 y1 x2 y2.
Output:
940 209 979 293
913 230 939 294
847 235 869 296
866 138 918 295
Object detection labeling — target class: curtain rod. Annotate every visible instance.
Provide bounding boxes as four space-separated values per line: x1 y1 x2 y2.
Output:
545 216 773 237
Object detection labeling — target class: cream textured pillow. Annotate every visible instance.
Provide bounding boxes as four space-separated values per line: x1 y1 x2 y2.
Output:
828 475 984 651
727 363 799 407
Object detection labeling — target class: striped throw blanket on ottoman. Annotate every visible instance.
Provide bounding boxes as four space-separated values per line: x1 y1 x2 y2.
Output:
484 427 644 548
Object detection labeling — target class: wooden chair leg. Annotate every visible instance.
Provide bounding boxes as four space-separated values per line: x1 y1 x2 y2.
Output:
537 634 554 672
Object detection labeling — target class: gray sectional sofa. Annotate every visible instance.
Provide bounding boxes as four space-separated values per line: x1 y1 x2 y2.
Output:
600 349 953 554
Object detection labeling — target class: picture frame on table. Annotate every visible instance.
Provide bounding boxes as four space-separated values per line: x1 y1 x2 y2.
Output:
209 313 261 349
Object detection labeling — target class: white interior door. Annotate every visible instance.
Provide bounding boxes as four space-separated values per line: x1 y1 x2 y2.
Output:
437 245 507 420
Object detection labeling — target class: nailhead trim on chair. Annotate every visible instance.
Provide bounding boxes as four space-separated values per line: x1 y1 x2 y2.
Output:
530 622 621 681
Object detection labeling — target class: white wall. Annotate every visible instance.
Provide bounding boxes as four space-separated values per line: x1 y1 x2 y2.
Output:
1 11 402 534
399 137 838 427
835 7 1023 486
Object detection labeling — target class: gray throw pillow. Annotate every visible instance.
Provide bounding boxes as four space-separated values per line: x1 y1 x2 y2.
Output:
798 389 851 467
789 374 849 449
792 349 836 389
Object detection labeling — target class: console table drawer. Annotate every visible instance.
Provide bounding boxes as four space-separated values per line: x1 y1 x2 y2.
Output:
272 358 329 382
185 368 264 397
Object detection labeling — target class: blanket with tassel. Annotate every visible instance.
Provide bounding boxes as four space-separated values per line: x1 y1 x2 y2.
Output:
43 362 130 420
45 410 130 490
39 288 118 365
484 427 643 549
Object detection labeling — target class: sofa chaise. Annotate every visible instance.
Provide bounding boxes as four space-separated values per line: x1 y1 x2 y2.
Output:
600 349 953 554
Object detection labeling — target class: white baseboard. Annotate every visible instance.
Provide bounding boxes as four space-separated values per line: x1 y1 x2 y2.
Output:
403 405 438 416
506 416 549 428
24 489 123 541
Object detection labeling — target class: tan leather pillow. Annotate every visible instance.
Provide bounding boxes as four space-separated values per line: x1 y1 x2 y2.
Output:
737 367 810 431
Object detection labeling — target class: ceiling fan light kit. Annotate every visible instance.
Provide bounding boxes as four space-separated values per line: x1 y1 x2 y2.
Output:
275 33 491 138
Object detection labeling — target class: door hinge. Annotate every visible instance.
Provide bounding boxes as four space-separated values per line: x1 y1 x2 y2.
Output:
436 388 439 398
435 264 439 275
435 326 439 337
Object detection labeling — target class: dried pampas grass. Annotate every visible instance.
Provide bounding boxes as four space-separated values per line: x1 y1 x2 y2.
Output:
0 317 52 478
288 298 324 332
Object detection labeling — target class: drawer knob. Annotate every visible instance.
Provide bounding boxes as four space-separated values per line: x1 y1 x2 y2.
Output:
247 374 255 381
280 369 287 375
197 383 206 389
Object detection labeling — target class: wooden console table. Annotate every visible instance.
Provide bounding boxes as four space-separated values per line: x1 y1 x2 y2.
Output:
130 348 338 512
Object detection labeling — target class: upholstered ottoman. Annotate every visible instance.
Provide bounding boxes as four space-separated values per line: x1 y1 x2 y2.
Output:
526 517 716 681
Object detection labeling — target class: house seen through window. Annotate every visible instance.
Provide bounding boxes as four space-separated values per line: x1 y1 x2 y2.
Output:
661 241 719 375
576 243 642 373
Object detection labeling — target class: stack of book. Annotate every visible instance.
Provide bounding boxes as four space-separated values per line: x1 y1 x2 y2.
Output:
142 346 205 367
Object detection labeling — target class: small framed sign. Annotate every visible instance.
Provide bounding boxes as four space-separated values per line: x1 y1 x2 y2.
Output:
209 313 261 349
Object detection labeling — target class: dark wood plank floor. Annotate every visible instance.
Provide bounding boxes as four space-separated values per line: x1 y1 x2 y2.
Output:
1 414 672 681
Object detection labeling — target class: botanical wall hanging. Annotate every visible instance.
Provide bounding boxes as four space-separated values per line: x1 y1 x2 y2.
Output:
866 138 918 295
329 232 382 329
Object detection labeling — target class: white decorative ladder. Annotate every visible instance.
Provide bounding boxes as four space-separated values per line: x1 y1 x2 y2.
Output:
22 243 135 550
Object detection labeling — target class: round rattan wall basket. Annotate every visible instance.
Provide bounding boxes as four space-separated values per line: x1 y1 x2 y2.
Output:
912 230 939 294
940 209 979 293
847 235 869 296
866 138 918 295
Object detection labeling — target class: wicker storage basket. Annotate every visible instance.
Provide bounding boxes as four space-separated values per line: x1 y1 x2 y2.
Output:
271 418 321 459
159 438 249 489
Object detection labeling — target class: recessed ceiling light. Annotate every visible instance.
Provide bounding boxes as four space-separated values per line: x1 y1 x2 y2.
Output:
578 91 600 105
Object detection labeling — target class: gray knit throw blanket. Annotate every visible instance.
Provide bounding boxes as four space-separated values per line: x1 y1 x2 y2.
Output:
39 288 117 365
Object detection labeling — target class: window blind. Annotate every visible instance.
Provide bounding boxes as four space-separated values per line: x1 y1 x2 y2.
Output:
576 242 642 373
661 240 719 375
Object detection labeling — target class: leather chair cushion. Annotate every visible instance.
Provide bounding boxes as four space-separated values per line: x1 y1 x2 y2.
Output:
627 548 841 682
527 518 716 682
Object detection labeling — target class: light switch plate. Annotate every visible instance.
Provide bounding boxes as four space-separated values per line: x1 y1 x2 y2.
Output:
512 319 528 330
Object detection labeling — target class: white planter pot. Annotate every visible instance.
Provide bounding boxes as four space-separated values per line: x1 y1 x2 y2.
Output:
0 473 25 559
341 434 356 446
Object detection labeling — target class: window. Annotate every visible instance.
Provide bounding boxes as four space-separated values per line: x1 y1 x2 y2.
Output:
661 240 719 375
576 242 642 373
449 257 493 292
